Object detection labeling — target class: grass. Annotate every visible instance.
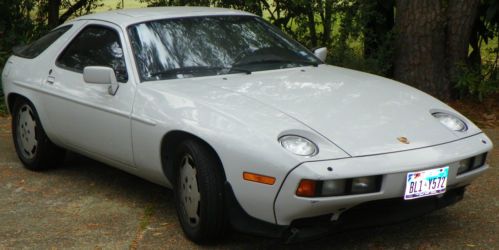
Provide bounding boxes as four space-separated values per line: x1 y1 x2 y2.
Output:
139 204 155 231
129 203 155 249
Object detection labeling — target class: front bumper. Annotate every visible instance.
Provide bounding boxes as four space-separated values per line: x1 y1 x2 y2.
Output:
274 133 492 225
226 183 466 242
283 186 466 242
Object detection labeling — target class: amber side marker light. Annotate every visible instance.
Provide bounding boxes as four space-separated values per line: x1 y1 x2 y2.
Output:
243 172 276 185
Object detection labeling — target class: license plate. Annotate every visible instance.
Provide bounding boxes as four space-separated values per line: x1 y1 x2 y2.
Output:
404 167 449 200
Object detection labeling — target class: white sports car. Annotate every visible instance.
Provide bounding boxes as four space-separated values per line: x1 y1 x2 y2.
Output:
1 7 493 243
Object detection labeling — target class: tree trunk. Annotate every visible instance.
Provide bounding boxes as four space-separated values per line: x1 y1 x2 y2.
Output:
394 0 481 100
446 0 480 94
305 1 318 48
322 0 333 46
394 0 449 100
48 0 61 29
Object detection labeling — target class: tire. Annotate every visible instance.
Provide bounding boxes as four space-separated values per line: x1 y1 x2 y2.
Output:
11 99 66 170
173 139 227 244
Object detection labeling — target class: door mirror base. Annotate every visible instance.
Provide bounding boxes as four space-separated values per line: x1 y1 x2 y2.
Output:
313 47 328 62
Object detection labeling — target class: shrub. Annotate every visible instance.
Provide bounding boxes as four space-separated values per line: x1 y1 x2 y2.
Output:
455 60 499 101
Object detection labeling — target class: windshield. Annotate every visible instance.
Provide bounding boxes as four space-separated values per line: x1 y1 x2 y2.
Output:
127 15 321 81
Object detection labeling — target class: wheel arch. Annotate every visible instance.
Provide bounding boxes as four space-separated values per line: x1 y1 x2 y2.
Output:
7 92 29 114
160 130 227 184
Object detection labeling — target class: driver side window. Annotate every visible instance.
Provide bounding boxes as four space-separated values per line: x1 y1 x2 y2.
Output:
57 25 128 83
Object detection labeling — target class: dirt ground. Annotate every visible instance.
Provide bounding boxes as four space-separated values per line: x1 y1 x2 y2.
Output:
0 116 498 249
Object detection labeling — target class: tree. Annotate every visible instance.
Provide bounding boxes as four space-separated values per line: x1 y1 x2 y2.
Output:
362 0 394 59
0 0 36 47
394 0 480 100
43 0 104 29
0 0 37 114
469 0 499 72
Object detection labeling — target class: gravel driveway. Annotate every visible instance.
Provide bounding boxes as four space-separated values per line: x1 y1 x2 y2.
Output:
0 116 497 249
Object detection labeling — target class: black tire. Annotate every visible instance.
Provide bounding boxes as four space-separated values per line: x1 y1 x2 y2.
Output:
173 139 227 244
11 98 66 170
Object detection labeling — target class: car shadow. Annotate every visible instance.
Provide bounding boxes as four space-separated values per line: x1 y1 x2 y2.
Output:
51 152 174 207
47 152 459 249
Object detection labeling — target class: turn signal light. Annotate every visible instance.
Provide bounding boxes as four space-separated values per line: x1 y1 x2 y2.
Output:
243 172 276 185
296 179 317 197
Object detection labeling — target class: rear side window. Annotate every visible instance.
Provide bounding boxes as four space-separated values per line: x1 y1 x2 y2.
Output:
14 25 72 59
56 25 128 83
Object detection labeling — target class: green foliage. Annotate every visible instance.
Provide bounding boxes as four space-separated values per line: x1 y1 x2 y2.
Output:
324 0 394 76
0 0 104 115
328 32 394 76
455 61 498 101
458 0 499 101
477 0 498 44
0 0 37 115
136 0 395 76
0 0 497 112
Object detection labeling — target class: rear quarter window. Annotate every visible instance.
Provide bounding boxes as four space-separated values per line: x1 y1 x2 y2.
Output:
13 25 72 59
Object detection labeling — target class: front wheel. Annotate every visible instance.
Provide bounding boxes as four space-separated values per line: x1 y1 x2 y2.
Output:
11 99 65 170
173 139 227 243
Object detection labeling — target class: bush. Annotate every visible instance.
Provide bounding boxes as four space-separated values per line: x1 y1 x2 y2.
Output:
326 27 394 77
328 35 394 77
455 60 499 101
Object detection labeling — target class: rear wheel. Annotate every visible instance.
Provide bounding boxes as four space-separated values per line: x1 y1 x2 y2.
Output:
12 99 65 170
173 139 226 243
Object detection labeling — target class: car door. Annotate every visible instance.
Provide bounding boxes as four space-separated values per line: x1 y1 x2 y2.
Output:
42 21 136 167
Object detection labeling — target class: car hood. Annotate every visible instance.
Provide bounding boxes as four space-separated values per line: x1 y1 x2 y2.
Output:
205 65 481 157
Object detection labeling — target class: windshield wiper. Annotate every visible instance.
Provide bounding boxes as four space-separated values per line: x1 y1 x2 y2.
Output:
227 66 252 75
150 66 251 78
233 59 320 68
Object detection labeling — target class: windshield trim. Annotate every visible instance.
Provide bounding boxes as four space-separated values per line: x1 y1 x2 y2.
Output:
139 64 321 83
124 13 257 30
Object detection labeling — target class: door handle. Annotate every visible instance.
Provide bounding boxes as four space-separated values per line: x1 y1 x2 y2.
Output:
47 76 55 84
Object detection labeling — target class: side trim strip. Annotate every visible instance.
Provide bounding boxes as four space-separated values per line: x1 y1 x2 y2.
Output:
131 115 157 126
12 80 130 119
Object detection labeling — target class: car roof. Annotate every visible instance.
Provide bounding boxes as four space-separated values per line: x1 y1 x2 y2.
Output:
73 7 255 27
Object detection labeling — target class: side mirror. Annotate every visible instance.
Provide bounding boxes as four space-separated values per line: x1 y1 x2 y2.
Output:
83 66 119 96
314 47 328 62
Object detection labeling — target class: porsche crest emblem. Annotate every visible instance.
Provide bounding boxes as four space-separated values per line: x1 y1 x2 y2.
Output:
397 137 410 144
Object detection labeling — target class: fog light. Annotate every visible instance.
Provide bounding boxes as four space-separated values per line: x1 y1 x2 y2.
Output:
321 180 346 196
351 176 377 194
471 153 487 170
457 158 472 174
